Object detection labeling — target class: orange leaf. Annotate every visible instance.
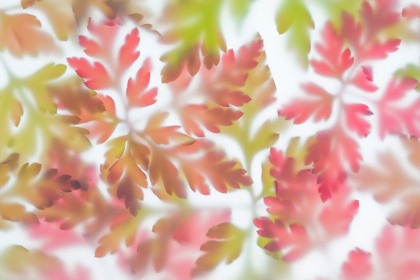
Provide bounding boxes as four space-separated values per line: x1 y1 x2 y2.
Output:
0 13 56 57
126 59 157 107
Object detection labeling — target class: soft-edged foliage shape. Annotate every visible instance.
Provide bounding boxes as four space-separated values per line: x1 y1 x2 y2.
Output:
194 222 246 276
1 0 420 279
255 141 358 261
0 245 90 280
0 63 91 163
220 39 287 165
376 78 419 138
67 20 252 216
276 0 314 67
0 13 56 57
126 210 230 277
340 225 420 279
279 0 401 201
159 0 227 82
353 139 420 229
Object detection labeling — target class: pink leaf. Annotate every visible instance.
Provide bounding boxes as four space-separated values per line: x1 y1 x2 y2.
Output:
278 83 333 124
377 78 420 138
310 23 353 78
342 248 372 280
351 67 378 92
119 28 140 72
403 4 420 19
345 104 373 137
67 58 111 90
79 36 102 57
363 39 401 60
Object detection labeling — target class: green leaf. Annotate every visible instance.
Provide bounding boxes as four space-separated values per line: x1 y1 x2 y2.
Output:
160 0 226 82
24 63 67 114
193 222 246 276
229 0 253 21
276 0 314 67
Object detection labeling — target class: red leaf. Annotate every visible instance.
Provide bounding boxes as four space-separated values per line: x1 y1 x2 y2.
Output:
350 66 378 92
363 39 401 60
126 59 157 107
307 130 362 201
344 104 373 137
279 83 333 124
361 66 373 81
310 23 353 78
255 148 358 261
67 58 112 90
257 218 309 261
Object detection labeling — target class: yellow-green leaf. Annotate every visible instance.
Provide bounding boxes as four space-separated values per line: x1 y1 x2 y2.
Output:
229 0 253 21
193 222 246 276
160 0 226 82
276 0 314 67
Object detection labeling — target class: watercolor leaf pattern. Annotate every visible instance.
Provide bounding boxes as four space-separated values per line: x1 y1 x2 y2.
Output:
0 0 420 279
255 142 358 261
278 0 402 201
67 21 252 216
